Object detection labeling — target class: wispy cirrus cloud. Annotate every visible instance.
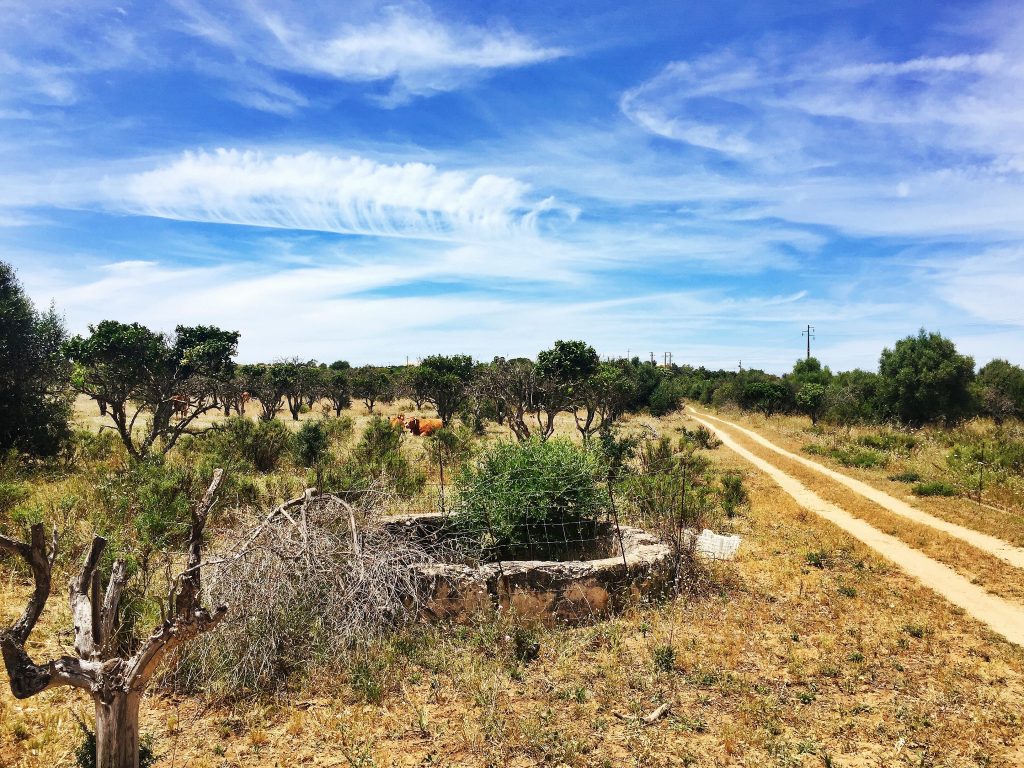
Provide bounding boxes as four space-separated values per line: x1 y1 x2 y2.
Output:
921 245 1024 328
617 6 1024 241
174 0 566 107
14 252 905 368
620 38 1024 169
107 149 575 241
0 0 150 107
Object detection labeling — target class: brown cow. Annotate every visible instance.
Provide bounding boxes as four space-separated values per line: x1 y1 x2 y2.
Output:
406 417 443 436
169 395 189 416
389 415 407 429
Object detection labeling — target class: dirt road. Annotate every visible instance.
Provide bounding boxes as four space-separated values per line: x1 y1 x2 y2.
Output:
687 410 1024 647
694 409 1024 570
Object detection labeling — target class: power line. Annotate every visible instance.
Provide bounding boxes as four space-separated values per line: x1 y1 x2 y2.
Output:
802 324 815 360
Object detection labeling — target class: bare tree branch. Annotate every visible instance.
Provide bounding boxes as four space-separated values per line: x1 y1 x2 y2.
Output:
0 524 52 645
100 559 128 657
70 536 107 660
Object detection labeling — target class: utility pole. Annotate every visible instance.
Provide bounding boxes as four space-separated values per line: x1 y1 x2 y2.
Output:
650 352 655 364
738 360 743 372
802 324 815 360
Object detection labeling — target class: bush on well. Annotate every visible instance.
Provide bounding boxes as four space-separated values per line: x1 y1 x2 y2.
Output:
453 437 608 556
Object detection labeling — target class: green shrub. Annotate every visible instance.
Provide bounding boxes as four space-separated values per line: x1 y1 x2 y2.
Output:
294 420 330 468
67 428 122 464
509 625 541 663
324 416 424 498
652 644 676 672
648 378 684 416
8 500 44 530
425 425 476 471
322 414 355 443
681 425 721 450
832 448 887 469
912 481 958 497
100 460 197 550
202 417 292 473
453 437 608 556
0 480 28 519
888 471 921 483
857 433 917 452
804 443 886 468
349 656 389 704
624 438 717 533
805 550 830 569
720 473 748 518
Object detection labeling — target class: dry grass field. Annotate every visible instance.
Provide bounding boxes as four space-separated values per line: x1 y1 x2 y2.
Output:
2 401 1024 767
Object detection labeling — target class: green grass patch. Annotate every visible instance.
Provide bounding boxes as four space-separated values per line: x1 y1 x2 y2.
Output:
912 481 958 497
888 471 921 483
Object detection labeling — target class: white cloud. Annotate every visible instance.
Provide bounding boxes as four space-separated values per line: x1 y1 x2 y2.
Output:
175 0 565 107
15 253 909 369
620 17 1024 170
0 0 150 107
108 149 573 241
614 7 1024 241
923 246 1024 328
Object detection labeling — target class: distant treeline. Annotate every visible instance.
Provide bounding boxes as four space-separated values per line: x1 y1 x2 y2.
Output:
3 258 1023 460
676 330 1023 429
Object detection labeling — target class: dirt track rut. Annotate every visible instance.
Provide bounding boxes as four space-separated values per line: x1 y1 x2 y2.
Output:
687 410 1024 647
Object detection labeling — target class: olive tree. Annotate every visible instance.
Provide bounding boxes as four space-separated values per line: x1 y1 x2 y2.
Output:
276 359 320 421
570 362 639 440
0 471 227 768
412 354 475 425
323 366 352 417
534 340 599 440
480 357 538 441
240 363 288 421
66 322 239 458
795 383 827 425
351 366 393 414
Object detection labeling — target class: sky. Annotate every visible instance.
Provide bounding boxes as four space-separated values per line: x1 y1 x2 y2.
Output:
1 0 1023 372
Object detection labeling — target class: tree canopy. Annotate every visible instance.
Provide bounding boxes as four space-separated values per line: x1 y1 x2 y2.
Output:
66 321 239 456
0 262 71 456
412 354 475 425
877 330 975 426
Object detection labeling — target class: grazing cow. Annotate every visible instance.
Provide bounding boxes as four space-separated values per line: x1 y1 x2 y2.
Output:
169 394 189 416
389 415 407 429
406 417 443 437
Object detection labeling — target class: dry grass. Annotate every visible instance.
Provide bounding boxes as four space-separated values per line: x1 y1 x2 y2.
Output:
3 404 1024 766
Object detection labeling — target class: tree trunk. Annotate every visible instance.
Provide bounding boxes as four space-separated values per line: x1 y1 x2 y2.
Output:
94 692 141 768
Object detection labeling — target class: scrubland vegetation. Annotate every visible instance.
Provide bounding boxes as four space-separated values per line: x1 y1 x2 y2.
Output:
3 259 1024 767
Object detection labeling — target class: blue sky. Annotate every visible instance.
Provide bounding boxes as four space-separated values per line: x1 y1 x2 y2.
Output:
2 0 1023 371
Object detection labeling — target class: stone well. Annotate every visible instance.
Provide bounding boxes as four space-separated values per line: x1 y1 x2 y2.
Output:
381 514 673 624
